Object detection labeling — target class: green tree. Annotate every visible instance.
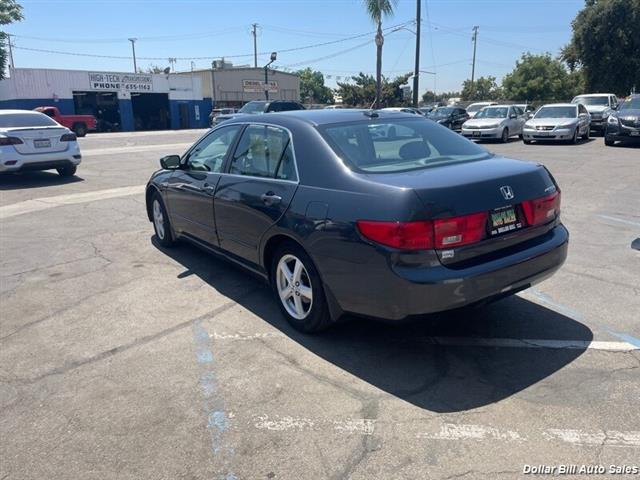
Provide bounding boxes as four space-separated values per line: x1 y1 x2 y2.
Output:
141 64 167 74
296 67 334 104
422 90 461 104
502 53 581 102
562 0 640 95
336 72 377 107
362 0 398 108
0 0 23 79
460 76 502 101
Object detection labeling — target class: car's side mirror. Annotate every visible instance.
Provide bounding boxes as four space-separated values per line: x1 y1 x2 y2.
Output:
509 114 517 119
160 154 181 170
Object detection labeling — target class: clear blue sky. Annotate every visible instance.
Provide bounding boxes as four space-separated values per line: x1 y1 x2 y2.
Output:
7 0 584 95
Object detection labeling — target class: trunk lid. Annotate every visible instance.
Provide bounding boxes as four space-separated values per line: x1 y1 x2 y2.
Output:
363 156 559 266
3 126 70 154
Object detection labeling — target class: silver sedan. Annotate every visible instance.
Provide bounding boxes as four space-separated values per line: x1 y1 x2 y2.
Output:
522 103 590 144
461 105 526 143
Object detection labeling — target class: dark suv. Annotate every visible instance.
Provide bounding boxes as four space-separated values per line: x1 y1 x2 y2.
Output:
212 100 305 126
604 94 640 146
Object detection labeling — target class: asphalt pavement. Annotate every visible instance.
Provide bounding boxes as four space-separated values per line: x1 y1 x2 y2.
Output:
1 128 638 480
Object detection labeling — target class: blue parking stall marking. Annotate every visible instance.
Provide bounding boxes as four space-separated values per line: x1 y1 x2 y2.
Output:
608 331 640 349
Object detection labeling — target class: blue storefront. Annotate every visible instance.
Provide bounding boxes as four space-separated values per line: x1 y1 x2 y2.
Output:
0 68 212 131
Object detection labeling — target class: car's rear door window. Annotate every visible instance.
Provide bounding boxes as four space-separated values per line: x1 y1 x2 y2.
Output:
229 124 297 181
321 118 490 173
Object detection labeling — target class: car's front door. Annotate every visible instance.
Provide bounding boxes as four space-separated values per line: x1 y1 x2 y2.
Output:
508 106 525 134
214 123 299 266
165 125 243 246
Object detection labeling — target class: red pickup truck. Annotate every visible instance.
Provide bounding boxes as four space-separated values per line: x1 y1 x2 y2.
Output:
34 106 97 137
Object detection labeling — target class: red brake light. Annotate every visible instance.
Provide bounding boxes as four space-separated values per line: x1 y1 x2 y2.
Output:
60 133 77 142
0 136 24 146
433 212 488 248
522 192 561 226
357 220 434 250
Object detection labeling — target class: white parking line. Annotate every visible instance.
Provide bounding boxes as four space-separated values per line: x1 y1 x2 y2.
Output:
597 214 640 228
0 185 145 219
210 331 639 352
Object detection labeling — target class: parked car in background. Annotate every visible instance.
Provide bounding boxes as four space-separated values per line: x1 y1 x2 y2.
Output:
34 106 96 137
0 109 81 176
466 101 498 118
522 103 590 144
381 107 423 115
461 105 526 142
209 108 236 126
514 104 536 117
146 109 567 333
571 93 618 134
604 94 640 146
212 100 305 126
427 106 469 131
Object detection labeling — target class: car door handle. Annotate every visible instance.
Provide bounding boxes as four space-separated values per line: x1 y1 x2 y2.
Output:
203 183 215 195
260 192 282 206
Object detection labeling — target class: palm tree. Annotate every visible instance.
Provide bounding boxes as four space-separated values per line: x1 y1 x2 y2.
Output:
363 0 398 108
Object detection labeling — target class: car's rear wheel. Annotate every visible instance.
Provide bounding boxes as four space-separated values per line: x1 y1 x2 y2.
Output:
152 192 176 247
271 242 331 333
500 128 509 143
73 123 87 137
56 165 77 177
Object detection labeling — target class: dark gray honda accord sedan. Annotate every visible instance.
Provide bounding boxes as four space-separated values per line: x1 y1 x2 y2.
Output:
146 109 568 332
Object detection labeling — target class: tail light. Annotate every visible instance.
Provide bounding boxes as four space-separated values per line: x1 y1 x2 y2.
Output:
433 212 488 248
60 133 77 141
356 220 433 250
522 192 561 226
0 136 23 146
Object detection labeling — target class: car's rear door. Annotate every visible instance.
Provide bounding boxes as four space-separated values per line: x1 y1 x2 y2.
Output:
165 124 243 246
214 123 299 266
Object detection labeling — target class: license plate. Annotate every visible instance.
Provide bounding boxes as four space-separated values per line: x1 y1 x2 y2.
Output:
630 131 640 136
34 139 51 148
490 206 523 235
472 131 481 137
536 131 551 137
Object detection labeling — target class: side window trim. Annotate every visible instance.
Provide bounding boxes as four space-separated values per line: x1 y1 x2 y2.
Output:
223 122 300 183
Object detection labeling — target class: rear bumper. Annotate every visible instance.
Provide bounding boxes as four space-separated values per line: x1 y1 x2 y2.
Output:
0 147 81 173
321 224 569 321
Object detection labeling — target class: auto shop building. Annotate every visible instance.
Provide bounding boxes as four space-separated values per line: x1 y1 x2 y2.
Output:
0 68 211 131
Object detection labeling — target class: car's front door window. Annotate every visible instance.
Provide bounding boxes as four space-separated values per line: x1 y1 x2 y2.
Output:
185 125 242 172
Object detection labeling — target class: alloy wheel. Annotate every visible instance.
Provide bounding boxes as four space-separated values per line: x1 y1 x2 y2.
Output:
276 254 313 320
153 199 165 240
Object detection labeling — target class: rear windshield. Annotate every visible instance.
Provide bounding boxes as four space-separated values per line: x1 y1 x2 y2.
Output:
475 107 508 119
619 97 640 110
239 101 267 114
535 106 577 119
428 107 455 118
573 96 608 106
320 118 491 173
0 112 59 128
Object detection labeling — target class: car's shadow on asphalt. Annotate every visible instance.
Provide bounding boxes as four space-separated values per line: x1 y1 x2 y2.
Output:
0 171 84 190
154 238 593 413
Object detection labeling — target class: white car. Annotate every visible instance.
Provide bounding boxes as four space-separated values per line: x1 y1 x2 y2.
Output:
461 105 527 142
465 101 498 118
522 103 591 144
571 93 618 133
0 110 81 177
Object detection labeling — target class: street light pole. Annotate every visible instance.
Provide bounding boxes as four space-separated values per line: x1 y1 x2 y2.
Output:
264 52 277 101
470 26 479 99
128 38 138 73
252 23 258 68
412 0 421 107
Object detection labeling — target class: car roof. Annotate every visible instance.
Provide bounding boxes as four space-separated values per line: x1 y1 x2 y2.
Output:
573 93 614 97
225 109 419 127
539 103 577 108
468 101 496 106
0 109 47 115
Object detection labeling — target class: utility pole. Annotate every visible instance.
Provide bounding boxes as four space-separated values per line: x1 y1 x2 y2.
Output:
412 0 421 107
470 26 479 100
128 38 138 73
7 34 15 70
252 23 258 68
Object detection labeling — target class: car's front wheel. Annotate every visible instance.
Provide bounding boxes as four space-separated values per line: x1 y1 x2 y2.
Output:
581 126 590 140
57 165 77 177
604 134 615 146
151 192 176 247
500 128 509 143
271 242 331 333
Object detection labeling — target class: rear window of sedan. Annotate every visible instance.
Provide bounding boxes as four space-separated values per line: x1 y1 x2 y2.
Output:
320 118 491 173
0 112 59 128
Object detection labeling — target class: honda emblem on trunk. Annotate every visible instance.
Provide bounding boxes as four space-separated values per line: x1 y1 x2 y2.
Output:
500 186 514 200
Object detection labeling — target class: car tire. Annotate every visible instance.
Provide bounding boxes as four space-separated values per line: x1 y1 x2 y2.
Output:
581 126 589 140
523 139 532 145
73 123 87 137
501 128 509 143
151 192 176 248
271 241 331 333
570 127 579 144
56 165 77 177
604 135 615 146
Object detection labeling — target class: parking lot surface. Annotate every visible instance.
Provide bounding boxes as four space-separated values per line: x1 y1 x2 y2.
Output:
1 129 638 479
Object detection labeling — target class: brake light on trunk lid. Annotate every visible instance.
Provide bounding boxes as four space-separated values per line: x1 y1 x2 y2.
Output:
60 133 77 142
433 212 488 248
0 136 24 146
521 192 561 226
